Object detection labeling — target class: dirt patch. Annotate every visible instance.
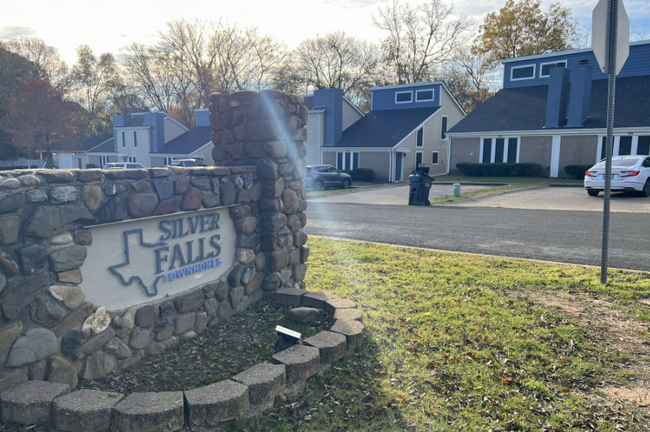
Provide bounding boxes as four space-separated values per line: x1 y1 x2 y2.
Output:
601 384 650 408
508 290 650 356
508 289 650 416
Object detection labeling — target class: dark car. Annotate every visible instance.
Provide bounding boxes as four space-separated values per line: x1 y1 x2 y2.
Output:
304 164 352 191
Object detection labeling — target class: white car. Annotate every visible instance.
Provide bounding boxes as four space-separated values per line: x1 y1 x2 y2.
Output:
102 162 145 169
584 155 650 197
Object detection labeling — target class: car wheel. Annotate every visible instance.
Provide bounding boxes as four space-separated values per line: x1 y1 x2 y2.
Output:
641 179 650 197
314 180 324 191
587 190 599 197
342 179 351 189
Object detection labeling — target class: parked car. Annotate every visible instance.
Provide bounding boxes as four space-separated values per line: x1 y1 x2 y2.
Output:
169 159 205 167
304 164 352 191
584 155 650 197
102 162 145 169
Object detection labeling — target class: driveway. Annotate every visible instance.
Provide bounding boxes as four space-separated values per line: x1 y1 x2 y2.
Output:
444 186 650 213
308 184 494 206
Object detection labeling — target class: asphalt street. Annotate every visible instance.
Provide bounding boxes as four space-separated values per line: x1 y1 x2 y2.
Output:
305 187 650 272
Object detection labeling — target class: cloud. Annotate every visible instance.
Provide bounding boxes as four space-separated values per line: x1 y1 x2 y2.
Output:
0 26 36 40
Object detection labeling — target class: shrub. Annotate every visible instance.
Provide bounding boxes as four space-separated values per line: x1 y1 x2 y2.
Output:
352 168 375 182
564 164 593 179
342 168 375 182
456 163 543 177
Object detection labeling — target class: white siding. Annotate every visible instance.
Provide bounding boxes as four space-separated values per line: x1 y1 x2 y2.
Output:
163 117 187 143
116 127 151 166
191 143 215 166
305 111 324 166
342 100 363 131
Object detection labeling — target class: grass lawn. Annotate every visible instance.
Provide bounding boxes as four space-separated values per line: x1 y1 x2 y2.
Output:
437 175 583 185
233 238 650 431
306 181 390 198
429 176 583 204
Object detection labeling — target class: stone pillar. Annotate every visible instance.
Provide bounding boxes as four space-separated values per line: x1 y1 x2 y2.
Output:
209 90 309 292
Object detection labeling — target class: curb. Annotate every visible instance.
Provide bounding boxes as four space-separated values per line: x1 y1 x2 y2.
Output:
0 290 366 431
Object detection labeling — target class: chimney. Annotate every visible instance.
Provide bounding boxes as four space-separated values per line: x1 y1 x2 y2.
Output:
313 88 343 146
544 66 570 128
195 109 210 127
567 60 593 127
142 112 165 152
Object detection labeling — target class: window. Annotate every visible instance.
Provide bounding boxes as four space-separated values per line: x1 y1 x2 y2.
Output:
336 152 359 170
121 131 126 148
163 156 174 166
416 151 423 168
395 91 412 104
416 128 423 147
441 116 448 140
540 61 567 77
598 136 650 160
126 156 136 163
619 136 632 155
431 152 439 164
416 89 434 102
99 155 108 166
481 137 519 163
638 136 650 155
511 64 535 81
133 131 138 148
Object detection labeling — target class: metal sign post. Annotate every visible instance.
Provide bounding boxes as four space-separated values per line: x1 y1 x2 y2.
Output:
591 0 629 284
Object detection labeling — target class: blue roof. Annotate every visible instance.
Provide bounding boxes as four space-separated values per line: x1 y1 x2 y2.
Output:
156 127 212 155
332 106 440 147
50 136 112 152
448 75 650 133
87 138 115 153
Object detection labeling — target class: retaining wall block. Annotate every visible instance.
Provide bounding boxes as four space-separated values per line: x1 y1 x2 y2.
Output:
0 380 70 425
113 391 184 432
273 288 307 307
304 331 347 367
231 362 286 410
330 319 366 352
53 389 125 432
184 379 250 427
324 298 357 316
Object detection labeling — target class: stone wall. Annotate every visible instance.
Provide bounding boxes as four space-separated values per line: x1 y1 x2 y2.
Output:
0 89 311 394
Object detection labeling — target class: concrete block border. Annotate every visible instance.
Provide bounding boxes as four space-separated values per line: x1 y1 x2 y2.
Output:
0 291 365 431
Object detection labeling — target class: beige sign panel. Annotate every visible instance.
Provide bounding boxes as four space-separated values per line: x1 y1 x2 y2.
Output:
81 207 235 311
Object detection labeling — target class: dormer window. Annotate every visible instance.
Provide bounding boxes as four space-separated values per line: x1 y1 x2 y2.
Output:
133 131 138 148
416 89 434 102
540 61 567 78
121 131 126 148
511 64 536 81
395 91 413 104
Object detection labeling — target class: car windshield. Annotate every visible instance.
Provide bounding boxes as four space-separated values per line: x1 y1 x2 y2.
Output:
595 158 640 168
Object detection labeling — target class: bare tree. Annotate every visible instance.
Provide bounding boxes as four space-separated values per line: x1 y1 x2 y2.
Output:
0 37 71 94
373 0 475 83
121 43 178 114
632 24 649 42
439 47 498 112
121 19 286 126
288 32 382 104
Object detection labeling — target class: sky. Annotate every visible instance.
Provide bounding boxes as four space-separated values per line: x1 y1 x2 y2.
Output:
1 0 649 65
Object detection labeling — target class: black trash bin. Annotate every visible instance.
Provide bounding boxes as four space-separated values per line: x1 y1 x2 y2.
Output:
408 167 434 206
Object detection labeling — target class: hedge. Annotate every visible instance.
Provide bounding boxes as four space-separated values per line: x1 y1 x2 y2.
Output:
456 163 543 177
341 168 375 182
564 164 593 179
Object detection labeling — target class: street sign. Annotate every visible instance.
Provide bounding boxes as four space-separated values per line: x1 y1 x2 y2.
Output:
591 0 630 284
592 0 630 75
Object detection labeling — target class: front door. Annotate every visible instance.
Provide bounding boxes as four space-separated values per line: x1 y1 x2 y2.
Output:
395 153 403 181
